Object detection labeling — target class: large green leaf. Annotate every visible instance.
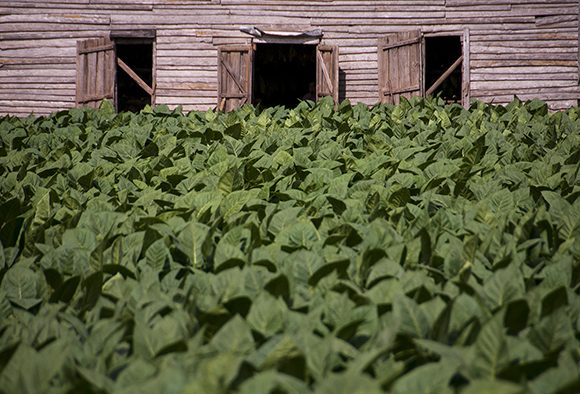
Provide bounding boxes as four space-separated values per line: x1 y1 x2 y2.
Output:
314 371 382 394
0 340 68 394
391 361 456 394
238 370 311 394
1 265 42 310
393 295 431 338
470 315 509 379
175 222 210 269
246 292 287 336
210 315 255 355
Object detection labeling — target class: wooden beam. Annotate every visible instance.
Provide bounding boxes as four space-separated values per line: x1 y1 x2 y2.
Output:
219 57 246 94
316 49 333 93
78 43 114 55
117 57 153 96
380 36 422 51
383 85 421 95
426 54 463 96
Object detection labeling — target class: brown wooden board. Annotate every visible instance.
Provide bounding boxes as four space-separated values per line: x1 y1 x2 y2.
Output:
76 37 115 108
378 30 423 105
217 45 253 111
316 45 339 103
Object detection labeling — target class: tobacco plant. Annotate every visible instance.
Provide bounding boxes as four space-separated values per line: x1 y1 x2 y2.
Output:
0 97 578 393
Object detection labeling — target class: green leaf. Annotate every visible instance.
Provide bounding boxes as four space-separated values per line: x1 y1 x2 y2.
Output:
175 222 209 269
393 295 431 338
218 166 243 195
0 340 68 394
0 289 12 320
145 238 170 271
214 241 246 272
246 292 287 336
186 353 244 393
210 315 255 355
315 371 382 394
133 314 187 359
62 228 97 251
529 350 580 394
220 189 260 220
461 379 524 394
248 334 303 371
77 367 114 392
366 278 403 306
277 219 320 249
268 207 302 237
1 266 41 310
392 361 456 394
528 308 574 354
470 315 509 379
238 370 311 394
115 358 157 387
482 264 525 310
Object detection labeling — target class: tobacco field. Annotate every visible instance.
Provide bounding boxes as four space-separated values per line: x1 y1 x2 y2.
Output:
0 97 578 393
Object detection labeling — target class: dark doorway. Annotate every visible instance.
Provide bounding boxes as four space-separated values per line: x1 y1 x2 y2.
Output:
115 41 153 112
425 36 462 103
253 44 316 108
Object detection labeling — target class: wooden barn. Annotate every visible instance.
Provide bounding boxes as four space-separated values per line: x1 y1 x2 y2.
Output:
1 0 579 115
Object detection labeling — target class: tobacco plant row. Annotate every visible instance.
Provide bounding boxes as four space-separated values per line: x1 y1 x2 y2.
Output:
0 98 578 393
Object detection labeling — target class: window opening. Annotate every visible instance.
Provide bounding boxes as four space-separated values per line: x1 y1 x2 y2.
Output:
253 43 316 108
424 36 463 103
114 39 154 112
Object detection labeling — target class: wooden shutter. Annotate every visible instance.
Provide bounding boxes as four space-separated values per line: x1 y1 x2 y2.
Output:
217 45 253 111
76 37 115 108
316 45 339 103
378 30 423 105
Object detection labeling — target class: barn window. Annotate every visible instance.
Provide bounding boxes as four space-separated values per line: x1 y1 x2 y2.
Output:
218 27 338 111
378 30 468 105
76 30 155 112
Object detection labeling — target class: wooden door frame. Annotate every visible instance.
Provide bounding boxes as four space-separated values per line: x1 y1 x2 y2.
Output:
217 44 254 111
422 29 470 107
248 36 339 105
109 31 157 110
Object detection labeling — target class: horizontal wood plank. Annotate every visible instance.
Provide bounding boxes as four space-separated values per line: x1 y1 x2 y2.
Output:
1 0 579 115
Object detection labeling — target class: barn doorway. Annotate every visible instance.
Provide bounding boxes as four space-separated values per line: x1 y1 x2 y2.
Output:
378 31 467 106
217 39 337 111
114 39 154 112
253 43 316 108
424 36 463 103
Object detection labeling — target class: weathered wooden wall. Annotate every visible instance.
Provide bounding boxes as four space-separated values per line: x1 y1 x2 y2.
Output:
1 0 579 115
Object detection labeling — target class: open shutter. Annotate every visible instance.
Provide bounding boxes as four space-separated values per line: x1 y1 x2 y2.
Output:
76 37 115 108
378 30 423 105
217 45 253 111
316 45 339 103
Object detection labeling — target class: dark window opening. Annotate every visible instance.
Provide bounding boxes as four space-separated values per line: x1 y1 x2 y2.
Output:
115 41 153 112
425 36 462 103
253 43 316 108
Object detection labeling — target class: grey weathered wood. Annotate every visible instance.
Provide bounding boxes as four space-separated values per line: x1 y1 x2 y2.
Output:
316 45 339 103
378 30 423 104
76 37 115 108
462 28 470 106
1 0 579 115
217 45 252 111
